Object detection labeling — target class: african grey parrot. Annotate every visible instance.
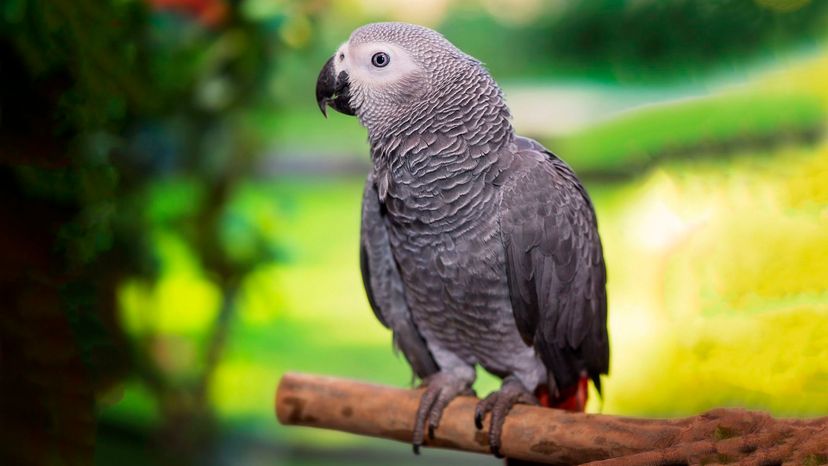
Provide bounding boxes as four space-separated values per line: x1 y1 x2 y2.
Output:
315 22 609 458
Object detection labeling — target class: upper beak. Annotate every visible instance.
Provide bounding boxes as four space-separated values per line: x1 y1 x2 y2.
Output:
315 55 355 118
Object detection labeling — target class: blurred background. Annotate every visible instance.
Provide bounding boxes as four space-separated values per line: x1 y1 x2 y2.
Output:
1 0 827 465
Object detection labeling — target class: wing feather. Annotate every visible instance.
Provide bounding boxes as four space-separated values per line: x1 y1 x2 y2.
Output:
500 137 609 393
360 175 439 379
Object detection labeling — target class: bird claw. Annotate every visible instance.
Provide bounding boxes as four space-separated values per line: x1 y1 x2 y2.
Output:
474 407 485 430
411 372 472 454
474 377 538 458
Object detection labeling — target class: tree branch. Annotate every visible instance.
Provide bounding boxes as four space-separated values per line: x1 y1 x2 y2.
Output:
275 373 828 464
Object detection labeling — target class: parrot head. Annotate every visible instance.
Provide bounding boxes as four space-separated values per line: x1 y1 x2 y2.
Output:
316 22 503 138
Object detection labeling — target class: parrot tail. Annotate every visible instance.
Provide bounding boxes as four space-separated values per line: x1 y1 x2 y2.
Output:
535 375 589 412
504 376 590 466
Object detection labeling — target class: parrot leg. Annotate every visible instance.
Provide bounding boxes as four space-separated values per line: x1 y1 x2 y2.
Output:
412 371 475 454
474 376 539 458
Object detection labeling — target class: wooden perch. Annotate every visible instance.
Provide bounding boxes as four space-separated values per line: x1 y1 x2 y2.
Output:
276 373 828 465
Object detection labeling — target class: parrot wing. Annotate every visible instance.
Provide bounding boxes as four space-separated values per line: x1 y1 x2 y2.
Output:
499 136 609 393
360 175 439 379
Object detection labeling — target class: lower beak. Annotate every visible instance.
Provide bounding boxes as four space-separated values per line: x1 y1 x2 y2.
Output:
315 56 355 117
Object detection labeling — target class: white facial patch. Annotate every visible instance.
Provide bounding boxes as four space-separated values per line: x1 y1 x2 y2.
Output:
340 41 422 88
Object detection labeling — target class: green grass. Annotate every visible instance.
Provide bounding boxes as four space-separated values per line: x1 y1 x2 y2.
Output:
551 91 825 174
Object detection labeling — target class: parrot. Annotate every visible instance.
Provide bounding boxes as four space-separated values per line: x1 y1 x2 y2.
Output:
315 22 609 459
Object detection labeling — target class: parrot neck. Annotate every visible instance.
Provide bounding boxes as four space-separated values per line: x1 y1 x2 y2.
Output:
366 69 514 223
367 66 514 174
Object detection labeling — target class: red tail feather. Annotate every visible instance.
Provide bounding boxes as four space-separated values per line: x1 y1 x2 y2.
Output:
535 375 589 412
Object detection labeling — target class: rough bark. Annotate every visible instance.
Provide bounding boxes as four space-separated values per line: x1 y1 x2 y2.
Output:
275 372 828 465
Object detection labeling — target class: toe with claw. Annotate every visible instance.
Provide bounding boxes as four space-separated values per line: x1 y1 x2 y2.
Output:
411 372 474 454
474 376 539 457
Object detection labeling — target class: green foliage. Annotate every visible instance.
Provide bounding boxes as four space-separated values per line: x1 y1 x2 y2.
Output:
551 91 825 175
2 0 149 126
539 0 828 80
443 0 828 82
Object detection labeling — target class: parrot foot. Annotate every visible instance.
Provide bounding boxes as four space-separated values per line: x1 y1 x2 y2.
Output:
474 376 538 458
411 372 475 454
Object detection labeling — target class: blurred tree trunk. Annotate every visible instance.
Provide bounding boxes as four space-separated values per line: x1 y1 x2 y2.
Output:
0 39 126 466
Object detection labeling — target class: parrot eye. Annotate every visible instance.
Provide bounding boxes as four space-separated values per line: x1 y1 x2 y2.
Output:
371 52 390 68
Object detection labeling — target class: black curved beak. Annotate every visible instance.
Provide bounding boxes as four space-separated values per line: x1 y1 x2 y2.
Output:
315 56 355 118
